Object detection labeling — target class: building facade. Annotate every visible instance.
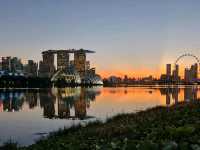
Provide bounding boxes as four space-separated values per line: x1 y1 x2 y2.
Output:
57 51 69 71
166 64 171 81
74 50 87 78
25 60 38 77
2 57 11 71
39 51 56 77
184 63 198 83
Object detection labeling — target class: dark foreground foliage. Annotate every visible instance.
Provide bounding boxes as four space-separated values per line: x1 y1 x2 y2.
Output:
2 101 200 150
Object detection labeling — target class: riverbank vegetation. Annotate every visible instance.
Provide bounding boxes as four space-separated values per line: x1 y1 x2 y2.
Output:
2 101 200 150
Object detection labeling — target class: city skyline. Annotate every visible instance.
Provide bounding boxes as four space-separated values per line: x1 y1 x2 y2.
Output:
1 1 200 77
1 1 200 148
0 52 200 79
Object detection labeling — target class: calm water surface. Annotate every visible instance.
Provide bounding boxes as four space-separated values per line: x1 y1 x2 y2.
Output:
0 86 199 146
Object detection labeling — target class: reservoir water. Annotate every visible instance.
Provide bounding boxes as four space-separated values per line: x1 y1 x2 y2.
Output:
0 86 199 146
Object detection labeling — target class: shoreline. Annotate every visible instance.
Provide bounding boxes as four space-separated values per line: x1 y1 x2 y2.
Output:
2 101 200 149
0 84 199 90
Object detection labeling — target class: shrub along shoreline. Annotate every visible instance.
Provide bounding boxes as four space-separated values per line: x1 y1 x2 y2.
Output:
2 101 200 150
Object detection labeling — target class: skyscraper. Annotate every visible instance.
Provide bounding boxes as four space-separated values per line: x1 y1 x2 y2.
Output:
184 63 198 83
85 61 90 71
166 64 171 76
39 50 55 77
191 63 198 80
74 49 87 78
25 60 38 77
166 64 171 81
1 57 11 71
172 64 179 82
1 57 23 73
184 68 191 83
10 57 23 72
57 50 69 71
73 49 95 79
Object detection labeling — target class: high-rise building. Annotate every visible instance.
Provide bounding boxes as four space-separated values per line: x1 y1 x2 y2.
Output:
10 57 23 72
57 51 69 71
43 51 55 74
39 49 98 83
191 63 198 80
1 57 23 73
74 50 87 78
184 63 198 83
1 57 11 71
73 49 95 78
85 61 90 71
39 51 55 77
166 64 171 77
184 68 191 83
25 60 38 77
175 64 179 78
38 61 49 77
166 64 171 81
69 60 75 68
172 64 179 82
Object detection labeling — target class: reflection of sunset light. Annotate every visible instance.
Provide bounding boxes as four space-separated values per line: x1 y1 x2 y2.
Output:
88 87 168 117
101 87 161 99
92 87 197 112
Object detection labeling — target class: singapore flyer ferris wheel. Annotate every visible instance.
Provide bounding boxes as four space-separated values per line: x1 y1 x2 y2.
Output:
175 53 200 65
174 53 200 73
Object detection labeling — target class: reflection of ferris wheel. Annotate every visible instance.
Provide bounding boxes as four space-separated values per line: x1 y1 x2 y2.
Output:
174 53 200 72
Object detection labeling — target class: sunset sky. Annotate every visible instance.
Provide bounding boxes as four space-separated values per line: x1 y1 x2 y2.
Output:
0 0 200 78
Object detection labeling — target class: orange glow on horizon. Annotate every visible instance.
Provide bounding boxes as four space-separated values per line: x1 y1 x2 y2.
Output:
99 65 193 79
99 69 161 79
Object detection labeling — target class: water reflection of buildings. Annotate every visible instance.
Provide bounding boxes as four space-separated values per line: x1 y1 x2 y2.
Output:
0 92 25 112
25 92 38 109
0 88 101 120
37 87 100 119
40 90 56 119
159 87 199 106
57 88 87 119
0 100 3 112
184 88 197 102
1 87 199 117
56 88 100 119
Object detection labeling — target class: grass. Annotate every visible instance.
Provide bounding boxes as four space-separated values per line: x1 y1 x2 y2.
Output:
2 101 200 149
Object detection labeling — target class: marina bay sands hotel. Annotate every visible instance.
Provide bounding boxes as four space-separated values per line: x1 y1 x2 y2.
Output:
38 49 102 84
